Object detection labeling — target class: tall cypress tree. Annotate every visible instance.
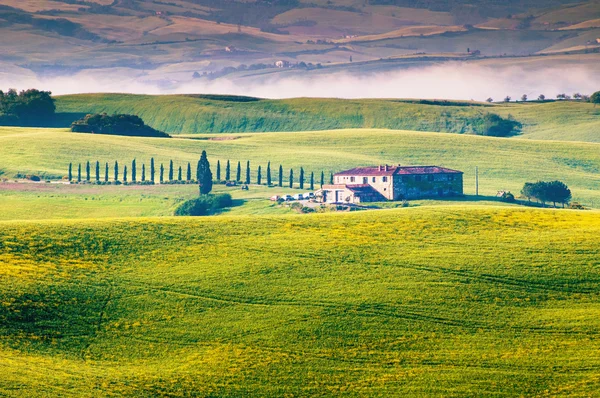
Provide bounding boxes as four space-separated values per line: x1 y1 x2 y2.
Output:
289 169 294 188
95 161 100 182
278 165 283 187
236 161 241 182
131 159 137 182
330 172 334 184
169 160 174 181
225 160 231 181
114 161 119 182
86 161 90 181
123 165 128 182
245 161 251 184
178 166 182 181
186 162 192 181
78 164 81 183
150 158 155 183
320 171 325 188
68 163 72 181
310 171 314 190
216 160 221 181
105 162 109 182
160 164 164 183
257 165 262 185
299 167 305 189
266 162 271 186
142 164 146 182
198 150 213 195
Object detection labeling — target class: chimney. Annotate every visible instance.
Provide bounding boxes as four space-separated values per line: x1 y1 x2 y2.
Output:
385 164 389 172
378 165 382 171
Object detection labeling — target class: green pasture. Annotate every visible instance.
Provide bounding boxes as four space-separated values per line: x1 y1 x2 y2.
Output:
1 207 600 396
54 94 600 143
1 127 598 208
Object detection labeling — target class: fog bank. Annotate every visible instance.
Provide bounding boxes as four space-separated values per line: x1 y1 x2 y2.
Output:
1 63 598 101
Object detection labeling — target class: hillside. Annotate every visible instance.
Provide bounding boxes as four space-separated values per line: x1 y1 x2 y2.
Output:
1 127 599 207
2 208 600 396
1 0 599 89
54 94 600 142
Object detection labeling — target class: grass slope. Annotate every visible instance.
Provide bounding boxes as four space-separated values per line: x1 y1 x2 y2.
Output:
54 94 600 143
1 207 600 396
1 127 599 206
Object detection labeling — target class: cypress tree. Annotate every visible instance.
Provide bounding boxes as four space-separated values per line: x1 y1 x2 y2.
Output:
150 158 155 183
178 166 182 181
289 169 294 188
169 160 174 181
310 171 314 190
236 161 241 182
105 162 109 182
142 164 146 182
186 162 192 181
245 161 251 184
299 167 305 189
320 171 325 188
330 172 334 184
95 161 100 182
198 150 213 195
278 165 283 187
114 161 119 181
131 159 137 182
160 164 164 183
225 160 231 181
257 165 262 185
86 161 90 181
216 160 221 181
123 165 128 182
77 164 81 183
266 162 272 186
68 163 72 181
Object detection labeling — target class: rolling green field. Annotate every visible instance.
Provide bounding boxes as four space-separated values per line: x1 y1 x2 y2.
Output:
54 94 600 143
1 207 600 396
1 127 599 210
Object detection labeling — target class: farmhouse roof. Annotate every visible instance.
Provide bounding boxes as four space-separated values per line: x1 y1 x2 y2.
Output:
335 165 462 176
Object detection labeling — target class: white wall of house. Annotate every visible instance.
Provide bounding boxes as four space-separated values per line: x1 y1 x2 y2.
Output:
334 175 394 200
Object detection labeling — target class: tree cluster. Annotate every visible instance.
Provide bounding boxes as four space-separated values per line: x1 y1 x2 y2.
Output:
71 113 170 138
0 89 55 126
479 113 522 137
521 181 572 207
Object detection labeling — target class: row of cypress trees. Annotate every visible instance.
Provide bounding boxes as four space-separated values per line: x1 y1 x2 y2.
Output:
68 158 203 184
214 160 333 190
68 158 335 189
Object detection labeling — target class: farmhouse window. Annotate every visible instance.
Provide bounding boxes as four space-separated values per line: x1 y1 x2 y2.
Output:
415 176 422 182
372 177 376 183
363 177 368 184
350 177 355 182
382 176 388 182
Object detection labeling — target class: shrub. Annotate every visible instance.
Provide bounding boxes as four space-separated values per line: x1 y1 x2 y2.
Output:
174 193 233 216
568 202 585 210
71 113 170 138
500 192 515 203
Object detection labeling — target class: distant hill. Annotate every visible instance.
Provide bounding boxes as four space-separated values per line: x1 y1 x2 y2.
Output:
55 93 600 143
1 0 599 86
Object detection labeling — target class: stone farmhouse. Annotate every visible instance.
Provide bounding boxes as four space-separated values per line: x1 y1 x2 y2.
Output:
319 165 463 204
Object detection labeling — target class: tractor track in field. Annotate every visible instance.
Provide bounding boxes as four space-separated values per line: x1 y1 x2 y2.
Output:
117 280 600 336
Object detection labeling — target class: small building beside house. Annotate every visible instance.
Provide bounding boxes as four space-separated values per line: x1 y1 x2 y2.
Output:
319 165 463 204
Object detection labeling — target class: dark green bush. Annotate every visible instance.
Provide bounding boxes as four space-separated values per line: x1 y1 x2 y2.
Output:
71 113 170 138
174 194 233 216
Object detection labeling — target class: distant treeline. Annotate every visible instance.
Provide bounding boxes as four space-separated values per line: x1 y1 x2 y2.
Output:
71 113 170 138
0 89 55 126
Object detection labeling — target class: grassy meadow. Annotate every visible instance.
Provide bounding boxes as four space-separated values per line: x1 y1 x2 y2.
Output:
1 207 600 396
1 127 599 212
54 94 600 143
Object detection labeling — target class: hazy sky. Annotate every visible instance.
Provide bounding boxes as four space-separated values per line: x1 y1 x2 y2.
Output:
2 62 598 101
